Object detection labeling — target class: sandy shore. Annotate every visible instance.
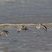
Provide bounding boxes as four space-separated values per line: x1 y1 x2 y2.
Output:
0 23 52 29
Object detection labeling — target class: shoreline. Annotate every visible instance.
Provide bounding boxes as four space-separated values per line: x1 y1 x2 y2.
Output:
0 23 52 29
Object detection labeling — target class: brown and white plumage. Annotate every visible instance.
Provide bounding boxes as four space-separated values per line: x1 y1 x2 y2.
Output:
36 24 47 31
17 25 28 32
0 30 9 37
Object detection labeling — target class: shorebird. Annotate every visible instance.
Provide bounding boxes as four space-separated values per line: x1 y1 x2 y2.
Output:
36 24 47 31
0 30 9 37
21 25 28 30
17 25 28 32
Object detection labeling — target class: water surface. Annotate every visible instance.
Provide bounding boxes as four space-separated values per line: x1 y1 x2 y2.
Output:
0 0 52 23
0 28 52 52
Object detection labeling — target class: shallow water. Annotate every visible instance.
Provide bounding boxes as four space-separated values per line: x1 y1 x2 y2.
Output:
0 28 52 52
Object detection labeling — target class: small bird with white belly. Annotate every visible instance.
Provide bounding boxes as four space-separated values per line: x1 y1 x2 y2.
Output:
17 25 28 32
36 24 47 31
0 30 9 37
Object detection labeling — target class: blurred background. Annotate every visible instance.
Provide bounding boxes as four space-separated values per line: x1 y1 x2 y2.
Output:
0 0 52 23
